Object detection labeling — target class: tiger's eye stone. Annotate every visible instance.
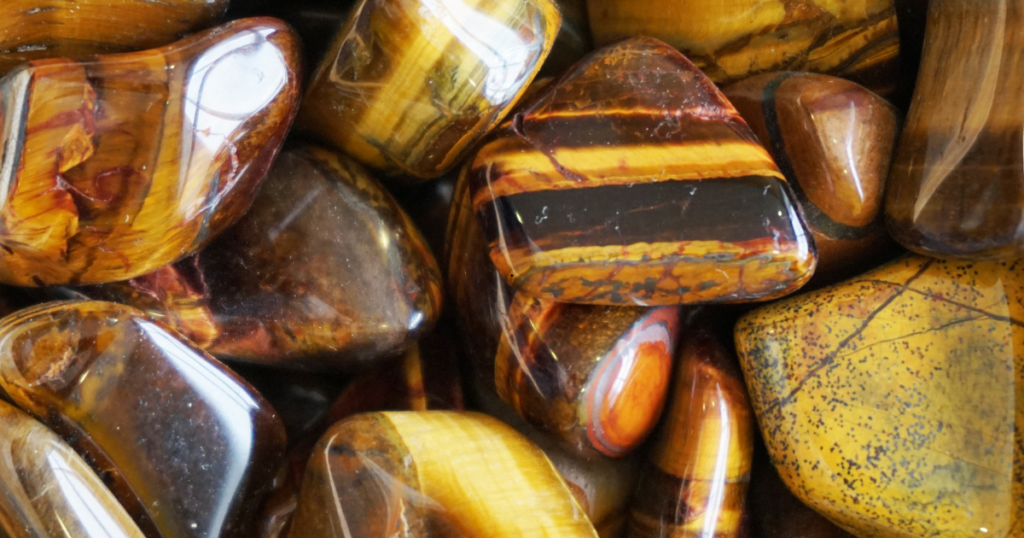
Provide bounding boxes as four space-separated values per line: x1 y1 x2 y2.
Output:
66 145 442 370
0 0 229 75
289 411 600 537
0 399 145 538
735 255 1024 538
467 37 817 306
628 330 754 538
887 0 1024 259
586 0 899 97
449 172 678 459
724 72 900 282
296 0 561 180
0 18 301 287
0 301 287 538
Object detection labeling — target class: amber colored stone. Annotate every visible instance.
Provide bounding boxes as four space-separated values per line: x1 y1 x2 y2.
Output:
467 37 817 305
66 145 443 370
735 255 1024 538
627 330 754 538
724 72 901 282
0 0 229 75
749 448 856 538
0 399 145 538
0 301 287 538
887 0 1024 259
289 411 599 537
587 0 900 96
296 0 561 181
449 173 679 459
0 18 301 287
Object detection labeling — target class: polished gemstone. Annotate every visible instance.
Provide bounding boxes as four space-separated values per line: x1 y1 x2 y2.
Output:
887 0 1024 259
628 330 754 538
587 0 900 96
0 0 228 74
0 301 287 538
449 173 678 458
0 399 145 538
467 37 817 305
0 18 301 286
749 450 856 538
289 411 599 537
725 72 900 282
297 0 561 180
735 255 1024 538
67 145 443 370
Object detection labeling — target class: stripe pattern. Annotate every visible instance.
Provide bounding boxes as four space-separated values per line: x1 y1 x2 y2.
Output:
468 37 817 306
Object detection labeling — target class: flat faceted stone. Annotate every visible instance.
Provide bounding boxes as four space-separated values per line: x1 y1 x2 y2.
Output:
887 0 1024 260
628 330 754 538
0 301 287 538
297 0 561 180
735 255 1024 538
586 0 900 97
0 399 145 538
724 72 900 282
66 145 443 370
449 172 679 459
0 18 301 286
289 411 599 537
467 37 817 306
0 0 228 75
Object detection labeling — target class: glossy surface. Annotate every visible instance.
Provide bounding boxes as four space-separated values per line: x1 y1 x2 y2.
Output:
0 18 301 287
0 301 287 538
749 450 856 538
0 0 229 74
887 0 1024 259
289 411 599 537
69 145 442 370
467 37 817 305
725 72 900 282
0 399 145 538
735 255 1024 538
297 0 561 180
628 330 754 538
449 173 678 458
587 0 900 96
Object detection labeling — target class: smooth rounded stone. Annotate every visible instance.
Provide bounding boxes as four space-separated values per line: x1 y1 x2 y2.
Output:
289 411 600 537
64 145 443 370
749 449 856 538
0 0 229 75
467 36 817 306
887 0 1024 260
724 72 901 282
297 0 561 181
627 330 754 538
0 301 287 538
0 399 145 538
735 255 1024 538
586 0 900 97
448 172 679 459
0 18 301 287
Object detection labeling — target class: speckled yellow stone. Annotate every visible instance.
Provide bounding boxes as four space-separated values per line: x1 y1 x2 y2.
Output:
735 255 1024 538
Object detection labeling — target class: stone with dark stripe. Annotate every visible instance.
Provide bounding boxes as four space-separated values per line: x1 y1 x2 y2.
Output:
724 72 900 283
467 37 817 306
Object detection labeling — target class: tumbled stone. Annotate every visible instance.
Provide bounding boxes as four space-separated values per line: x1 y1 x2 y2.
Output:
587 0 900 96
467 37 817 305
449 172 678 458
0 18 301 286
289 411 599 537
735 255 1024 538
66 145 443 370
297 0 561 180
749 450 856 538
887 0 1024 259
628 330 754 538
724 72 900 282
0 301 287 538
